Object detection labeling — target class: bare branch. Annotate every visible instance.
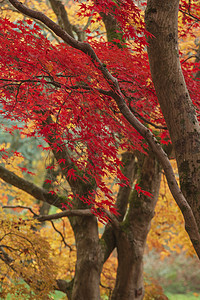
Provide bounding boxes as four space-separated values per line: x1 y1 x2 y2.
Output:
50 220 72 250
2 203 94 221
2 205 38 217
179 8 200 22
37 209 93 221
0 166 63 209
181 55 199 64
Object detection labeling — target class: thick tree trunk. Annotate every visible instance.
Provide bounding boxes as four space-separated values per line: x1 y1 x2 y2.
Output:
71 215 103 300
145 0 200 229
111 153 161 300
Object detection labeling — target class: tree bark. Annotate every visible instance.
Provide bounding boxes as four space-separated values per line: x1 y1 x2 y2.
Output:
111 153 161 300
71 215 103 300
48 0 75 38
145 0 200 230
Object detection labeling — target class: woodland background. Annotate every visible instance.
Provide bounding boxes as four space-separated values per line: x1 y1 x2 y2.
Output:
0 0 200 299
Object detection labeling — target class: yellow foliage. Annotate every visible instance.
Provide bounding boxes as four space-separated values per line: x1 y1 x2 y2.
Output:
0 143 36 207
144 276 169 300
100 253 117 297
40 218 76 281
0 0 52 24
147 160 195 257
0 210 58 299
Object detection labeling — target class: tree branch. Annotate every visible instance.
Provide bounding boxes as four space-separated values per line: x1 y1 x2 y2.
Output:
2 204 94 220
129 104 167 130
37 209 93 221
101 151 137 261
8 0 120 92
50 220 72 250
0 244 73 297
2 205 38 217
0 166 63 209
103 209 120 230
179 8 200 22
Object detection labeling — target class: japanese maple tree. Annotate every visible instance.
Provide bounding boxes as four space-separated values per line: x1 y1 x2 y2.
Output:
0 0 200 299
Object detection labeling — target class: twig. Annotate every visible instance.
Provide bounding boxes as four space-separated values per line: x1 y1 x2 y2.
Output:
181 55 199 64
179 8 200 22
129 104 167 130
2 205 38 217
50 220 72 250
37 209 93 221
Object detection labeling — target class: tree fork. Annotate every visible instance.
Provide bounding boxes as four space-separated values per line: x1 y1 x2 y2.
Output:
111 153 161 300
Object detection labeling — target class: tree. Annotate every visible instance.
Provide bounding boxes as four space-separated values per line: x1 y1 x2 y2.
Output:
0 0 199 299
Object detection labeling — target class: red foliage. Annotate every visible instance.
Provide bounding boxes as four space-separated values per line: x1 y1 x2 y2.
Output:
179 0 200 37
135 184 153 198
79 0 148 44
0 0 199 215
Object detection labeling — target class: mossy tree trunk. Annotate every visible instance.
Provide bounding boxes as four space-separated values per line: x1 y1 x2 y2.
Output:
111 153 161 300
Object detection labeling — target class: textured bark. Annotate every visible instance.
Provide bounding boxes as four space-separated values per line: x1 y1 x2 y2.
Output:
48 0 75 38
116 152 138 221
111 154 161 300
71 215 103 300
145 0 200 230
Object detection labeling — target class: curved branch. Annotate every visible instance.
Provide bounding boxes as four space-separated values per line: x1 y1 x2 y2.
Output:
8 0 120 92
3 205 38 216
0 166 63 209
129 104 167 130
50 220 72 250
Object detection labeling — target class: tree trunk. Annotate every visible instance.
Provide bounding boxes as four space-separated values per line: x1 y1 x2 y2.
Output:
111 153 161 300
71 215 103 300
145 0 200 229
